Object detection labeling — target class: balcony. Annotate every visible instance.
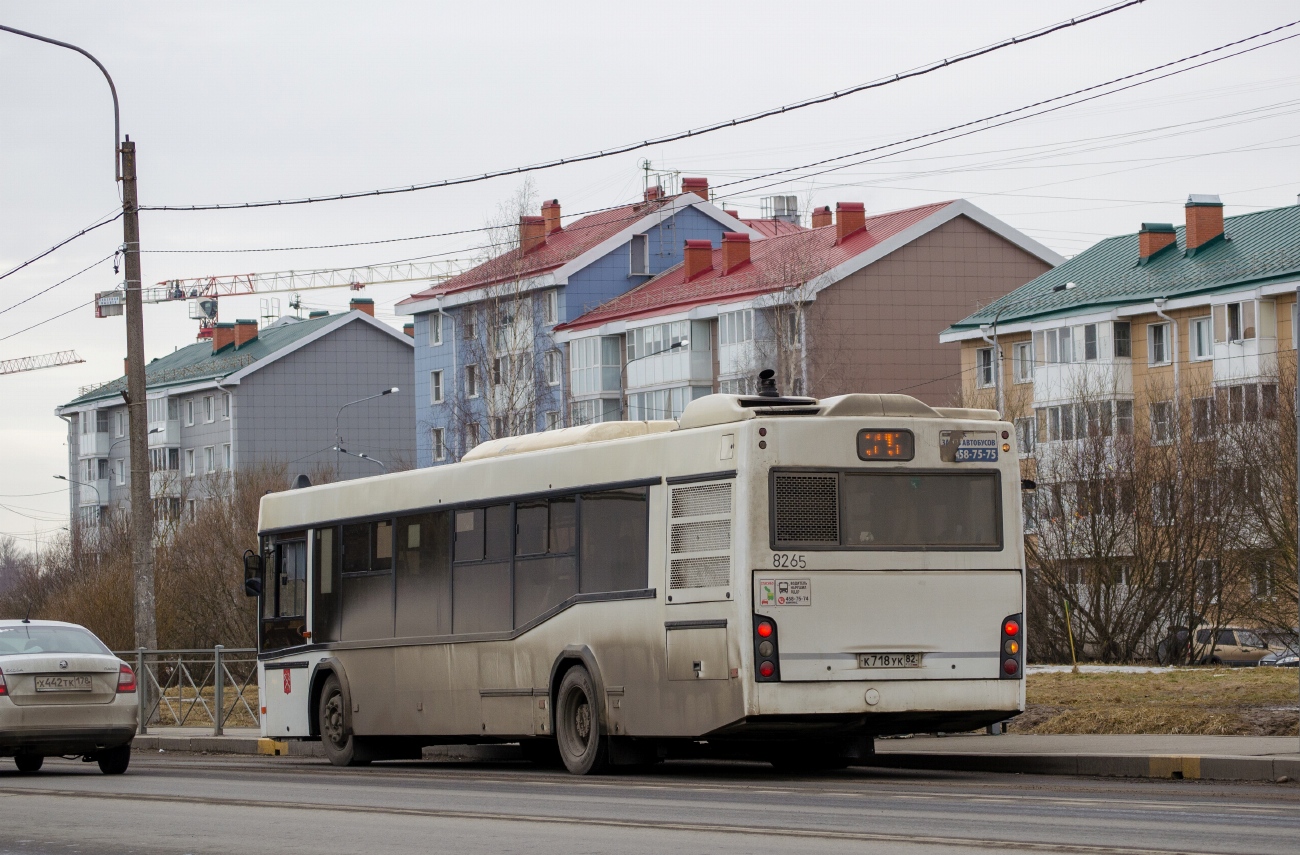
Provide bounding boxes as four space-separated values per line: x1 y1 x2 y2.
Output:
1214 337 1277 384
77 431 113 458
150 470 184 497
148 420 180 447
77 479 109 507
626 348 713 391
1034 359 1132 405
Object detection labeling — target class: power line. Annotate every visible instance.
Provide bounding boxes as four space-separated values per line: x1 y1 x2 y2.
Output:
0 212 122 285
0 254 115 318
0 299 96 343
137 1 1146 212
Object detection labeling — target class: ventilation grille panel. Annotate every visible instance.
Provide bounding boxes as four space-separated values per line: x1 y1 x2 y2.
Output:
670 556 732 589
672 483 732 518
773 473 840 546
670 519 731 553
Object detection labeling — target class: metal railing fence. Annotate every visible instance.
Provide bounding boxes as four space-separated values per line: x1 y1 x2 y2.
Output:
113 646 259 736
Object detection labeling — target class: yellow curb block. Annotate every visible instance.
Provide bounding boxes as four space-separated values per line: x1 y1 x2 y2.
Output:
1149 755 1201 779
257 738 289 756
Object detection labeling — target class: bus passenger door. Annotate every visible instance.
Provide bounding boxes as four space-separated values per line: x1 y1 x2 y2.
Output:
262 538 312 738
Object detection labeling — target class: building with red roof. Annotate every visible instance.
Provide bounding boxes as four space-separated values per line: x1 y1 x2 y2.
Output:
554 199 1061 418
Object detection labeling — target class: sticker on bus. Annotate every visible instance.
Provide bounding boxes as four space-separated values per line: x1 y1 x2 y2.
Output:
759 579 811 606
939 430 999 463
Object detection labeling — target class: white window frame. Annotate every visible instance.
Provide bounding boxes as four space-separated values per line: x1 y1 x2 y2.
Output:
222 393 231 419
545 350 561 386
115 458 125 486
115 412 126 438
431 428 446 461
1012 342 1034 384
542 290 558 325
430 370 444 404
204 446 215 474
545 411 560 431
223 444 232 470
185 448 195 476
1190 316 1212 361
185 399 195 427
1147 322 1170 366
465 364 479 398
204 395 215 423
975 347 995 388
429 314 443 347
1014 416 1036 456
1150 400 1173 445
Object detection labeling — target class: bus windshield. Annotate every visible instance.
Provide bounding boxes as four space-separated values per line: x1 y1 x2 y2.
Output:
842 472 1001 549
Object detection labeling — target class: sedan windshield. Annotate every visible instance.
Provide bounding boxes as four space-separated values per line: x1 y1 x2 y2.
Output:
0 625 112 656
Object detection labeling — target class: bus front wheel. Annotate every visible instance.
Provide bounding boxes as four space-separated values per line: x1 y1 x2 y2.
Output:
319 675 373 767
555 666 609 775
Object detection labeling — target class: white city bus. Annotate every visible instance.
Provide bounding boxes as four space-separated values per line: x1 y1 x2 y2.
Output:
249 390 1026 774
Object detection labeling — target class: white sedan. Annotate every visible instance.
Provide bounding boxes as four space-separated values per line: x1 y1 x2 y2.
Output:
0 619 138 774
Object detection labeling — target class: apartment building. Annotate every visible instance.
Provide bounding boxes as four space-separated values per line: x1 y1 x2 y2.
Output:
55 304 413 534
553 199 1059 419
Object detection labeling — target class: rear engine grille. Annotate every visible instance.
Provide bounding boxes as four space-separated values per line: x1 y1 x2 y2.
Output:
669 481 733 591
671 483 732 518
669 556 732 589
773 472 839 546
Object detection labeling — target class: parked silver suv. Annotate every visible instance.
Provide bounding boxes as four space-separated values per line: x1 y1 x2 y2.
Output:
0 620 138 774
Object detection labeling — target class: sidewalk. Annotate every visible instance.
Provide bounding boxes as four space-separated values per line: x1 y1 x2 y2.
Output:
133 728 1300 782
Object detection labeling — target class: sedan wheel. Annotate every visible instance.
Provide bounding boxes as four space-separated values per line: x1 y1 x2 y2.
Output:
96 744 131 775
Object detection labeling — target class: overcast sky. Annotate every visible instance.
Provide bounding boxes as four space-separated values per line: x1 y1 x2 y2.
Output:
2 0 1297 544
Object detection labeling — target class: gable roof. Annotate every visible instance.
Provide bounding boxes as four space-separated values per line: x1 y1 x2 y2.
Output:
742 218 807 238
61 311 411 409
943 202 1300 339
556 199 1059 333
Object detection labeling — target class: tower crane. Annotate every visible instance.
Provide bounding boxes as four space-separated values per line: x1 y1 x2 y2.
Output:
0 350 85 376
95 260 468 339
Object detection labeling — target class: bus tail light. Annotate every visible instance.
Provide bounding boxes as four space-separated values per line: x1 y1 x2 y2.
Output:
1000 613 1023 679
0 667 6 696
117 663 137 693
753 615 781 682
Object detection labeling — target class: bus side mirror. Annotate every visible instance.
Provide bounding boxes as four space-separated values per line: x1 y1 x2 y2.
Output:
243 549 263 597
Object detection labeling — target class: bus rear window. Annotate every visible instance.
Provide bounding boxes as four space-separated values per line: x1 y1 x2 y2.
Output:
772 471 1002 550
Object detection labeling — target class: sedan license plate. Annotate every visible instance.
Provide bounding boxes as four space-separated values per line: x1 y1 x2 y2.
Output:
858 653 922 669
34 675 93 692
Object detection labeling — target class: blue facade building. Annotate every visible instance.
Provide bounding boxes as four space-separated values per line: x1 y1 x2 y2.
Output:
398 178 755 466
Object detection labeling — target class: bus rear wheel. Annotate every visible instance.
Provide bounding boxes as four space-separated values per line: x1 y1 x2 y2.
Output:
319 675 373 767
555 666 609 775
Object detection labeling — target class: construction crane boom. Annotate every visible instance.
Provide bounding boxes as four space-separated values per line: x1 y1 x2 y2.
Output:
0 350 85 376
143 260 468 303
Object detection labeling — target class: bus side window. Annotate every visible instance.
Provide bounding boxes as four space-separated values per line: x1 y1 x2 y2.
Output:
395 512 451 637
314 527 341 643
452 506 512 634
339 519 395 641
579 487 649 594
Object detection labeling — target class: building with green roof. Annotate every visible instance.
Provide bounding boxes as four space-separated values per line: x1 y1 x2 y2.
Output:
55 307 414 533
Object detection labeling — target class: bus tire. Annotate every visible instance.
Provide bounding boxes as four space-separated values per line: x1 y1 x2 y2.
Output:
13 755 43 773
319 675 373 767
555 666 609 775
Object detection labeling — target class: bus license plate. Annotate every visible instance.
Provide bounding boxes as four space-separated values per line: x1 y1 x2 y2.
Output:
35 675 93 692
858 653 922 669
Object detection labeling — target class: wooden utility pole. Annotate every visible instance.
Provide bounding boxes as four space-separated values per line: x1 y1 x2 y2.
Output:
121 138 157 651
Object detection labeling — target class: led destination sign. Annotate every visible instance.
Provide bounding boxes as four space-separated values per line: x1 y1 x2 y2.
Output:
856 429 914 461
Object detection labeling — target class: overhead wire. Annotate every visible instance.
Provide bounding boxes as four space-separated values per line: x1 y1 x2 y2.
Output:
0 212 121 285
0 253 115 318
136 1 1147 212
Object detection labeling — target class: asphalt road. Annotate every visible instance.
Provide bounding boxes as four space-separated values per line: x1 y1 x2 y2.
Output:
0 753 1297 855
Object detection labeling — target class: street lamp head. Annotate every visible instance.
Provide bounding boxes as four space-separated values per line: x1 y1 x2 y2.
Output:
54 475 67 481
384 387 399 395
1053 281 1077 293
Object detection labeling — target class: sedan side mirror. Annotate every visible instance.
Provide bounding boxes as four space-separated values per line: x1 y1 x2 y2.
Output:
243 549 263 597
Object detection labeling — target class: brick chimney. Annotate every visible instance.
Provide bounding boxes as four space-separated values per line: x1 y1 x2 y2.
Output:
682 177 709 200
683 240 714 280
349 298 375 317
211 322 236 353
721 232 751 274
234 319 259 348
541 199 562 235
811 205 832 228
519 215 546 253
1138 222 1177 261
723 209 739 218
643 185 663 202
403 323 415 337
1185 194 1224 251
836 202 866 244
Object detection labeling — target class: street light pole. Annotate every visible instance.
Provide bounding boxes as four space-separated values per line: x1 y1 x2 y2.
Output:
2 25 156 649
334 388 399 480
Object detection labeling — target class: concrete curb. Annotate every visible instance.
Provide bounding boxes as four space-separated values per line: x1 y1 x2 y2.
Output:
866 752 1300 783
132 734 521 763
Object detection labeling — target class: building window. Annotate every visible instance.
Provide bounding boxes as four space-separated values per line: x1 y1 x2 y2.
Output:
115 412 126 437
491 357 505 387
541 290 558 325
1192 396 1214 440
463 310 476 340
431 428 446 461
1041 327 1075 364
185 400 195 426
1083 324 1098 361
1215 300 1257 343
204 447 215 473
185 449 195 476
465 364 479 398
545 350 561 386
1191 317 1212 360
115 459 125 486
491 416 505 438
545 411 560 431
569 336 623 396
1150 400 1173 444
429 314 443 347
1012 342 1034 383
1116 400 1134 435
1153 480 1176 526
430 370 443 404
465 423 480 450
1014 416 1036 455
626 320 690 361
1147 322 1170 365
975 347 995 388
629 234 648 276
718 309 753 346
223 444 231 470
204 396 215 423
1113 322 1131 358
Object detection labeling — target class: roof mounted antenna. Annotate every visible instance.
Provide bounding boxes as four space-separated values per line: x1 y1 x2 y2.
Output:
757 368 780 398
22 602 32 624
